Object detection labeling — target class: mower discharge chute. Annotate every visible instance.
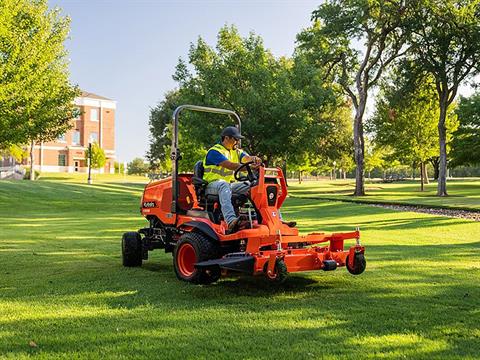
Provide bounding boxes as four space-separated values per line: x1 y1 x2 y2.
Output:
122 105 366 284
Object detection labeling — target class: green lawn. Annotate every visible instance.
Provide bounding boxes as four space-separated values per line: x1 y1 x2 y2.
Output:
288 179 480 210
0 176 479 359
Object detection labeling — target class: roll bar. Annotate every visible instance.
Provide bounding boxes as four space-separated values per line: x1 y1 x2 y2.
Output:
170 105 242 213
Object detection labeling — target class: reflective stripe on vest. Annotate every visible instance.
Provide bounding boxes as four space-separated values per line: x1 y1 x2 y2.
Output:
203 143 240 183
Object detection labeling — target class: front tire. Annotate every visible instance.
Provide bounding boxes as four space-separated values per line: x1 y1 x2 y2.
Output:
122 232 143 267
173 232 220 284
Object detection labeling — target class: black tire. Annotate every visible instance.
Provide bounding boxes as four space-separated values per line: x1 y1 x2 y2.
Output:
346 253 366 275
263 258 288 284
173 232 220 284
122 232 143 267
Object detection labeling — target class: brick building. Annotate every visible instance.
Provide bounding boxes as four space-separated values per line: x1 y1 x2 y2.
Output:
32 91 116 174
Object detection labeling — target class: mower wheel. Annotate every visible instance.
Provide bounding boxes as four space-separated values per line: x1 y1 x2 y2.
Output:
122 232 143 267
346 253 366 275
263 258 288 284
173 232 220 284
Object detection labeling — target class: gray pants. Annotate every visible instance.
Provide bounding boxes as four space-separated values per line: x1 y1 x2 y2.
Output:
205 180 250 225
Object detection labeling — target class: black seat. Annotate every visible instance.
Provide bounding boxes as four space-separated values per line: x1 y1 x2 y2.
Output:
192 161 247 209
192 161 209 203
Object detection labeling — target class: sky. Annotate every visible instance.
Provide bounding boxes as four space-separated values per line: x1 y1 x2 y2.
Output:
49 0 322 163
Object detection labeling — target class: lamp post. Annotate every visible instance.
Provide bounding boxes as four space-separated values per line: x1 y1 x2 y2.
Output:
87 142 92 184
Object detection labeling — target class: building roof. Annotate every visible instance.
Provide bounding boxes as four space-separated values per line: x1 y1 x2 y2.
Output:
80 91 113 101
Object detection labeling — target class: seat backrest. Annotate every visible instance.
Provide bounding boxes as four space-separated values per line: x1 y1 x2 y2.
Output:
193 160 205 179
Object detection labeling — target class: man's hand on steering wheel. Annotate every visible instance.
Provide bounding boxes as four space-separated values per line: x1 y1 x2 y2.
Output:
234 161 258 182
250 156 262 169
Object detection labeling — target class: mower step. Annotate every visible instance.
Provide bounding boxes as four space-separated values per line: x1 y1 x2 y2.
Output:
195 253 254 274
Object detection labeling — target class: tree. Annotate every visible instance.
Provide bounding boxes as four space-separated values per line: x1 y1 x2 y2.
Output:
114 161 125 174
409 0 480 196
0 0 79 180
296 0 415 195
170 25 335 168
451 92 480 167
0 144 28 163
128 158 149 176
364 141 386 179
84 142 106 170
298 98 354 178
368 70 458 191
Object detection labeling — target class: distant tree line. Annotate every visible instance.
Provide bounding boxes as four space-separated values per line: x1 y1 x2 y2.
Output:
149 0 480 196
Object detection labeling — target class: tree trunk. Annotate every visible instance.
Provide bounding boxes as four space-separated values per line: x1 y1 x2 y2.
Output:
420 162 424 192
437 97 448 196
423 162 429 185
29 140 35 181
368 171 371 179
430 157 439 180
353 99 366 196
343 170 347 179
298 171 302 184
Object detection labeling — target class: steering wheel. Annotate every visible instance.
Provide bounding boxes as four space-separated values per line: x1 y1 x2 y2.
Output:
234 161 258 182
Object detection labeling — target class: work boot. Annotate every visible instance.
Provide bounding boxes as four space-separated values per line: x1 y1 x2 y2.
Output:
227 217 249 233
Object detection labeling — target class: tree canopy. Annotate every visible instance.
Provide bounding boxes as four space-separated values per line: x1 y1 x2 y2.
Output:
296 0 415 195
451 92 480 166
408 0 480 195
369 67 458 190
149 25 344 173
84 142 106 170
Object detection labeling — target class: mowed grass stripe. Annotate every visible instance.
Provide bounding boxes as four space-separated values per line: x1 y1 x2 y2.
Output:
0 179 479 359
288 179 480 211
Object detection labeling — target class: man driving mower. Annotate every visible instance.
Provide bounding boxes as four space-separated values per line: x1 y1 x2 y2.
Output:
203 126 261 231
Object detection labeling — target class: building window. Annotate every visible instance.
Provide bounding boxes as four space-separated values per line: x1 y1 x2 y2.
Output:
57 133 66 142
89 132 98 143
58 154 66 166
74 107 81 120
90 108 99 121
73 130 80 145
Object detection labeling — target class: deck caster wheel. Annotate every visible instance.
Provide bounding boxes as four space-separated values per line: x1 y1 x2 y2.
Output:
346 253 366 275
122 232 143 267
263 258 288 284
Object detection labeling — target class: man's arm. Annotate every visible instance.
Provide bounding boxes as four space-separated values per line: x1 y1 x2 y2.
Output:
218 160 242 171
219 155 262 170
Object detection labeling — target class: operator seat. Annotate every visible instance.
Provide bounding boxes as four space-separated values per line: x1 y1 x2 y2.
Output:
192 161 247 210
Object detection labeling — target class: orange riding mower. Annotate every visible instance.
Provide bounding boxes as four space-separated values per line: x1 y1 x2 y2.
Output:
122 105 366 284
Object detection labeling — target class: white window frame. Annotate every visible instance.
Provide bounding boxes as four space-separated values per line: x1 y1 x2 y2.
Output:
90 108 99 122
58 154 66 166
72 130 81 145
74 107 81 120
89 132 98 144
57 133 66 143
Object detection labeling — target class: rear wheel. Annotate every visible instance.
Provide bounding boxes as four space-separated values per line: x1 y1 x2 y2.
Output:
263 258 288 284
346 253 366 275
173 232 220 284
122 232 143 267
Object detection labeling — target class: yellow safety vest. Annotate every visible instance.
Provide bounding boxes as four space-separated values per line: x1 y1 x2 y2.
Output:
203 143 241 183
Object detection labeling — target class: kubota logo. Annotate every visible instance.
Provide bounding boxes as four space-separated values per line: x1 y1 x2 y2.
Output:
143 201 156 208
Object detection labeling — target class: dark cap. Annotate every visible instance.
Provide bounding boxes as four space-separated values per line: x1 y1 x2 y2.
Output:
221 126 244 139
